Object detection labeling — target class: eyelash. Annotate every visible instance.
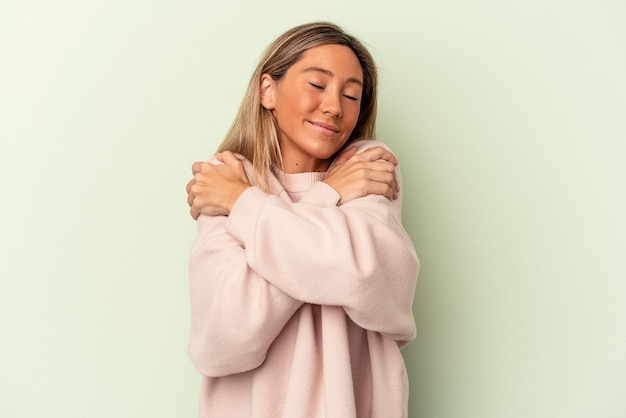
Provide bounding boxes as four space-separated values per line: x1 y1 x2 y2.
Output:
309 82 359 101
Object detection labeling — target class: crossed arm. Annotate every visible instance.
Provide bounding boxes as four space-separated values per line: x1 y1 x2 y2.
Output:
186 145 400 218
186 143 418 377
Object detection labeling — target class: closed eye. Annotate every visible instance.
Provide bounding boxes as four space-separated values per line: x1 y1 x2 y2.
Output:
343 94 359 101
309 82 324 89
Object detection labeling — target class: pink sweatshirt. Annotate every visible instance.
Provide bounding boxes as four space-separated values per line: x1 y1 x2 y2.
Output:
188 140 419 417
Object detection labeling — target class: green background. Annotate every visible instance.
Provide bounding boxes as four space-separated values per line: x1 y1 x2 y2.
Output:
1 0 624 417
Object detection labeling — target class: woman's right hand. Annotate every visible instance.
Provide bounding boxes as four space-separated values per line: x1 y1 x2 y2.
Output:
186 152 251 219
323 146 399 205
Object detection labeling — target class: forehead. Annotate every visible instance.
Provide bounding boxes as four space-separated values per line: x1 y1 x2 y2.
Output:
292 44 363 81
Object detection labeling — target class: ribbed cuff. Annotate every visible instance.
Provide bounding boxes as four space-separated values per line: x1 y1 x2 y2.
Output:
298 181 341 207
225 186 268 244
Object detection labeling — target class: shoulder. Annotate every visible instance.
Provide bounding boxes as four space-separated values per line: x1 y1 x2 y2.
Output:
346 139 394 154
208 153 257 181
208 153 257 184
328 140 398 170
208 152 250 166
209 153 284 194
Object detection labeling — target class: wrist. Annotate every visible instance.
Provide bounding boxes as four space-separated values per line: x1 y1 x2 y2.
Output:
227 183 249 213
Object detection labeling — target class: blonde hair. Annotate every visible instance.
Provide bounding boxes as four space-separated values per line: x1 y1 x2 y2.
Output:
216 22 378 188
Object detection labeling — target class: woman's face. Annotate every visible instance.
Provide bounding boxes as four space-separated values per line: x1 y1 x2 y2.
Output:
261 44 363 173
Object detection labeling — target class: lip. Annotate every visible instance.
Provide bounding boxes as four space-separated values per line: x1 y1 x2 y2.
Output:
309 121 339 135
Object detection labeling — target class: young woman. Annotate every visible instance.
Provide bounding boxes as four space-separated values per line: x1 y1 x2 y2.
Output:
185 22 419 418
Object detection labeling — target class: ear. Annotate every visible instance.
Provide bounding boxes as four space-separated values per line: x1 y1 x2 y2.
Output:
260 73 276 110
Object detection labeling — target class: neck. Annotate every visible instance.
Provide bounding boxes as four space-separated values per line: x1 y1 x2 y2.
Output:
281 158 331 174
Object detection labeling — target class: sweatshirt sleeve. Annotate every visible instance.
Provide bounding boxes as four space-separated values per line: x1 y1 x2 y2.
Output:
224 146 419 345
188 213 304 377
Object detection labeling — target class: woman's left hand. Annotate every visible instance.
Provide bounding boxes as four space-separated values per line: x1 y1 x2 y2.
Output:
323 146 399 205
186 151 251 220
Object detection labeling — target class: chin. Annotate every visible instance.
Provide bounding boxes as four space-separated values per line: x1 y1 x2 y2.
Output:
311 149 341 161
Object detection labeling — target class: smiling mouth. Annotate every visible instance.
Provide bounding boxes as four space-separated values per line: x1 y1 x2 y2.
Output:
310 121 339 134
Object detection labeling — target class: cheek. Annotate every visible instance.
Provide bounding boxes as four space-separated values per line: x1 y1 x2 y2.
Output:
280 90 317 117
298 92 320 113
344 106 361 130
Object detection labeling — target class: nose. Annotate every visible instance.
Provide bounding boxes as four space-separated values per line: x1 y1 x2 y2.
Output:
321 91 342 118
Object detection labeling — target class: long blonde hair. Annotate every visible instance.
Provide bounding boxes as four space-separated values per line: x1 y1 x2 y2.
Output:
217 22 378 188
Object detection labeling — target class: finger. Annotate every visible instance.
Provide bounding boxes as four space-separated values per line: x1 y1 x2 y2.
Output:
371 182 396 200
365 170 396 187
358 160 396 173
190 205 200 220
375 169 399 198
187 192 194 207
360 169 397 200
191 161 205 175
355 179 395 200
356 146 398 165
216 151 240 166
188 184 200 207
372 166 400 193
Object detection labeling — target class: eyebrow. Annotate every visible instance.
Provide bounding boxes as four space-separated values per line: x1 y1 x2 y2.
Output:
302 66 363 87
